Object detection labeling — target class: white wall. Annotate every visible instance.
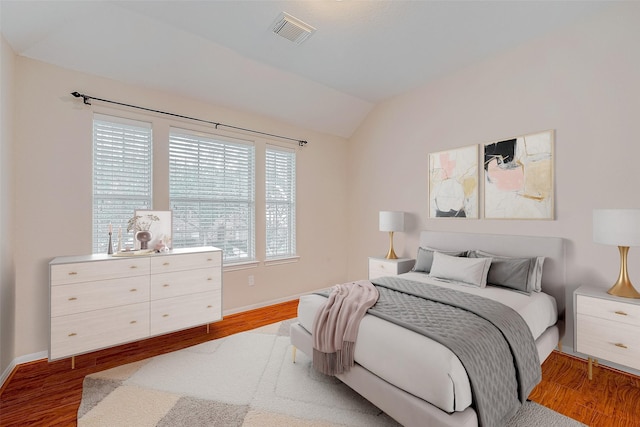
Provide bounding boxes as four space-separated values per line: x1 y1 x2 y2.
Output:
0 35 16 380
347 3 640 354
11 57 349 358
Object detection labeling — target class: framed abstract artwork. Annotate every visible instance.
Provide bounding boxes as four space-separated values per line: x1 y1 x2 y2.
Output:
429 145 479 218
483 130 554 219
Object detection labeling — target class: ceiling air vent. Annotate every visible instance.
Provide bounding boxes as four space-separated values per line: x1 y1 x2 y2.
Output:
272 12 316 45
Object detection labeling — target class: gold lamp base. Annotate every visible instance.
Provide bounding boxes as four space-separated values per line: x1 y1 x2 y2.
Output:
607 246 640 299
385 231 398 259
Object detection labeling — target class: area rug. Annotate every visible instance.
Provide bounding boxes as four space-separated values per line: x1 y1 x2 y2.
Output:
78 319 585 427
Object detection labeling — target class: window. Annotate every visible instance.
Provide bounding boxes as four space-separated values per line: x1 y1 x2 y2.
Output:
265 145 296 259
169 128 255 263
92 114 153 254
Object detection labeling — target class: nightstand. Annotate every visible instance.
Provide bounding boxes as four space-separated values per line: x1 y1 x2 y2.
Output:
574 285 640 380
368 257 415 280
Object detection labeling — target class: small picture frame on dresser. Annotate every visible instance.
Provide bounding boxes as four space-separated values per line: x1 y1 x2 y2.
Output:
135 210 172 251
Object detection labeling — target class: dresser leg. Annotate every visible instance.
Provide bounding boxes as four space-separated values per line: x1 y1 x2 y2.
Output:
71 356 75 370
207 323 210 334
587 357 598 380
557 341 562 352
292 346 297 363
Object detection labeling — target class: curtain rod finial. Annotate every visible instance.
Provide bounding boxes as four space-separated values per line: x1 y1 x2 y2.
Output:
71 91 91 105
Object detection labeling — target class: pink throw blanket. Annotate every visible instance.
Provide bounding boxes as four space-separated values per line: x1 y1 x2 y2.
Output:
312 280 379 375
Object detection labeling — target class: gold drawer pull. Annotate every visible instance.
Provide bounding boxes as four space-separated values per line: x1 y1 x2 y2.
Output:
163 314 169 318
207 305 213 308
130 320 137 324
163 262 170 266
163 284 170 288
68 272 78 276
130 288 137 292
207 277 213 281
614 310 628 316
68 333 77 337
68 297 77 301
130 265 137 269
614 343 628 349
207 258 213 262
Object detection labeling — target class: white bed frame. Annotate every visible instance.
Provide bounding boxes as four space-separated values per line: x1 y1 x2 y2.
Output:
290 231 566 427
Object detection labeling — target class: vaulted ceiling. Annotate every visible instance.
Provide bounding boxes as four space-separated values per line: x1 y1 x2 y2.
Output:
0 1 611 138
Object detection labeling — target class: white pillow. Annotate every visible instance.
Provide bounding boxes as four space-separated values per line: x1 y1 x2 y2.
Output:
429 251 492 288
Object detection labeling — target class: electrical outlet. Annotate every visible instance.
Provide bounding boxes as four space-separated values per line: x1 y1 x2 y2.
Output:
248 275 255 286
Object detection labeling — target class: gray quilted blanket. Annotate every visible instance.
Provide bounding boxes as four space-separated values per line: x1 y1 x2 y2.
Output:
368 276 541 427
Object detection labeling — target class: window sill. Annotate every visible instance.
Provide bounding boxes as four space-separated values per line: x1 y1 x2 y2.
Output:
264 256 300 266
223 260 260 272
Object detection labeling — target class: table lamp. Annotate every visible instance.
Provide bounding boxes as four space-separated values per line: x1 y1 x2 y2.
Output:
593 209 640 299
379 211 404 259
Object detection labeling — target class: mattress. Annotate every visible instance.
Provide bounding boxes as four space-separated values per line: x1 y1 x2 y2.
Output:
297 272 558 413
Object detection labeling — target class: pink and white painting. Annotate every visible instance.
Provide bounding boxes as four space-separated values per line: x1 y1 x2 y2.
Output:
483 130 554 219
429 145 478 218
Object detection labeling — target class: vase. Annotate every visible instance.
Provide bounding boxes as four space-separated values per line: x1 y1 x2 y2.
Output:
136 230 153 250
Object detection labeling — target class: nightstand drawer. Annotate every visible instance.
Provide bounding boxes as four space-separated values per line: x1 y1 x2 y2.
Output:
576 314 640 370
576 295 640 327
368 258 414 280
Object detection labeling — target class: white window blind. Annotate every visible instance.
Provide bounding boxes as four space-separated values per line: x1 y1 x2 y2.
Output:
93 114 153 254
265 145 296 259
169 128 255 263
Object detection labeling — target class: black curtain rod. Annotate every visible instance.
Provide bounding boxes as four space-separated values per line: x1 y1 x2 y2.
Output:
71 92 308 147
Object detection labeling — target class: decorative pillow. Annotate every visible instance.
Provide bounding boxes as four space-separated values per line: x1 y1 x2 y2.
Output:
412 246 467 273
429 252 492 288
468 250 545 293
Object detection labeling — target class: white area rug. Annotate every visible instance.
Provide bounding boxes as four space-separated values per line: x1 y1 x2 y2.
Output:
78 320 585 426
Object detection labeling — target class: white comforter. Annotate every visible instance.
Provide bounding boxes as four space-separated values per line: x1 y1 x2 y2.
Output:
297 272 557 413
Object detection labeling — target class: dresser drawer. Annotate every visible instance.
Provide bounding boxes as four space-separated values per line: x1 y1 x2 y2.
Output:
150 251 222 274
50 302 149 360
576 314 640 370
51 258 150 286
150 268 221 300
150 291 222 336
51 276 150 317
576 295 640 327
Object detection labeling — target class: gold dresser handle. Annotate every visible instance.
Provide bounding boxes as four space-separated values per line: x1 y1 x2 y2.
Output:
130 320 137 324
163 262 170 266
130 288 137 292
68 272 78 276
68 333 77 337
207 305 213 308
163 314 169 318
207 277 213 281
68 297 77 301
130 265 137 269
614 343 628 349
163 284 170 288
614 310 628 316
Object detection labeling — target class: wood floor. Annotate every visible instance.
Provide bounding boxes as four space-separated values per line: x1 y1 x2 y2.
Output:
1 299 638 427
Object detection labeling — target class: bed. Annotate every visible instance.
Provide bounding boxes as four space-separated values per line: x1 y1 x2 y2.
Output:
290 231 566 427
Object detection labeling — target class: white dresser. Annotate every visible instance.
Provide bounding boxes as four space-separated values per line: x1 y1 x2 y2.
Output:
49 247 222 361
574 285 640 379
368 257 415 280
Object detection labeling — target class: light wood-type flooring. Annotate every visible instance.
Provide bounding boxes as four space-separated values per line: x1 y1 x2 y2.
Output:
1 299 638 426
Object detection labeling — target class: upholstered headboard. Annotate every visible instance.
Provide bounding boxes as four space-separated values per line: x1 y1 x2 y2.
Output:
419 231 567 318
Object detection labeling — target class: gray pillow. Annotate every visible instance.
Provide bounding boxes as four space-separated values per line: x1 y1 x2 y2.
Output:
468 250 540 294
413 246 466 273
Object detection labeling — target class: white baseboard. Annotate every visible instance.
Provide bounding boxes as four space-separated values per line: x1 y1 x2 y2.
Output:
222 290 317 316
1 351 48 390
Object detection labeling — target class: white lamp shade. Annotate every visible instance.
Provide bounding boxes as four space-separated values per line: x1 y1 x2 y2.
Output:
593 209 640 246
379 211 404 232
